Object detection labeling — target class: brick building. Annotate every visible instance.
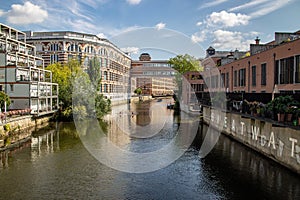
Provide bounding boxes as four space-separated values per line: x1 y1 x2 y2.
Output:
202 30 300 94
131 53 176 97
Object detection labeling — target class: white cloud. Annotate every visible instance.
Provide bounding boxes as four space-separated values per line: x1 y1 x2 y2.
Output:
196 21 203 26
121 47 139 54
155 22 166 30
229 0 270 12
249 0 294 18
0 10 5 17
228 0 295 18
6 2 48 25
191 30 207 43
212 30 256 51
199 0 229 9
97 33 107 38
126 0 142 5
207 10 250 27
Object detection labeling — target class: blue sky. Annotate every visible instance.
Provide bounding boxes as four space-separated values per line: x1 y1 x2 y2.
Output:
0 0 299 59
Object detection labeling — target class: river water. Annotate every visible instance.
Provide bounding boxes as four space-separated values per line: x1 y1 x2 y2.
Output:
0 99 299 200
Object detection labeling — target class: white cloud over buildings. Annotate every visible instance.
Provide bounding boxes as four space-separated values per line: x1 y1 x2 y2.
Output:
5 2 48 25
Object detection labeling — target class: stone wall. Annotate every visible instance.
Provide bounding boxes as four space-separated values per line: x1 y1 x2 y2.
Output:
0 115 52 148
202 106 300 174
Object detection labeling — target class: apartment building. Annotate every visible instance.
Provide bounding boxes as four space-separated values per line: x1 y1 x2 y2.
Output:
0 23 58 115
202 30 300 94
23 30 131 105
131 53 176 97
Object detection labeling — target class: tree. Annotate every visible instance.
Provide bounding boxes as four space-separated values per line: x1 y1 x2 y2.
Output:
168 54 203 111
48 59 111 120
168 54 202 74
134 88 142 95
87 56 101 91
0 91 10 110
134 87 143 101
46 59 84 109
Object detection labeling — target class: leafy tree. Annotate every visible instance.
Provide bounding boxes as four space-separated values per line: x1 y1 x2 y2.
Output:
134 88 142 95
48 59 111 120
87 56 101 90
168 54 202 74
46 62 72 108
134 87 143 101
0 91 10 110
168 54 203 111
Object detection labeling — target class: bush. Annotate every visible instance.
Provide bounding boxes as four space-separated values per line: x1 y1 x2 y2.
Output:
3 123 11 132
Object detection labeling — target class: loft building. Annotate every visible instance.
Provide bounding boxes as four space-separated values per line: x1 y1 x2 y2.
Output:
131 53 176 97
22 31 131 105
0 23 58 115
202 30 300 94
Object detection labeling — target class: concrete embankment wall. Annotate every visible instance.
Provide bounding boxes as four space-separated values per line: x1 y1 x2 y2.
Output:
0 115 52 148
202 106 300 174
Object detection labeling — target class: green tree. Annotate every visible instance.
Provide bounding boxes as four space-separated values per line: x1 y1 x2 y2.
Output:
168 54 202 74
87 56 101 90
0 91 11 110
46 59 84 109
168 54 203 112
134 88 142 95
134 87 143 101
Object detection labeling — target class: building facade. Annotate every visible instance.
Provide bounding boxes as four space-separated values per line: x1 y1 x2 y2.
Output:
23 31 131 105
131 53 176 97
181 71 204 112
0 23 58 115
202 30 300 94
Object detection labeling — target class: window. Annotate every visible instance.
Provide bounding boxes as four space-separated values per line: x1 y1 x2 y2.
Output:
296 55 300 83
226 72 229 89
261 63 267 85
103 71 108 80
104 84 108 93
50 54 59 64
221 73 225 88
278 57 294 84
50 43 59 51
252 65 256 86
234 70 238 87
239 68 246 87
10 84 14 92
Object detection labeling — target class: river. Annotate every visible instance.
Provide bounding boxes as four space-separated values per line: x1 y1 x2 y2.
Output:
0 99 299 200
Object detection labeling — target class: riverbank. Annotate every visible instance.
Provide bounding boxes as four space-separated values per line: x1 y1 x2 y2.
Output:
0 115 53 150
202 106 300 175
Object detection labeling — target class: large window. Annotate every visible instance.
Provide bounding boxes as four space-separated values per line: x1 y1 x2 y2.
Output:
252 65 256 86
261 63 267 85
224 72 229 89
50 54 59 64
239 68 246 87
278 57 294 84
221 73 225 88
296 55 300 83
234 70 238 87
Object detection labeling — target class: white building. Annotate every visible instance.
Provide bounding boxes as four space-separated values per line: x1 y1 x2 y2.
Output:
0 23 58 115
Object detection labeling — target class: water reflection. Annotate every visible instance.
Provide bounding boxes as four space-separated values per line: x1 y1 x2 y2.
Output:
0 101 299 199
200 124 300 200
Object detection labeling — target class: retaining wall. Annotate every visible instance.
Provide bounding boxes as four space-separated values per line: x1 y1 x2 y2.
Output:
0 115 52 148
202 106 300 174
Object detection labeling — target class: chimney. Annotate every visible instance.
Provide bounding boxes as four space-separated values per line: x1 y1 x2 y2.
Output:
255 36 260 45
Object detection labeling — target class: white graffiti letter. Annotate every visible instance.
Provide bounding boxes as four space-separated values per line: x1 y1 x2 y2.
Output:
251 126 260 140
268 132 276 150
289 137 298 157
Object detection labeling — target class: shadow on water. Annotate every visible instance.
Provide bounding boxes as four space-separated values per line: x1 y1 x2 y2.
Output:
193 122 300 200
